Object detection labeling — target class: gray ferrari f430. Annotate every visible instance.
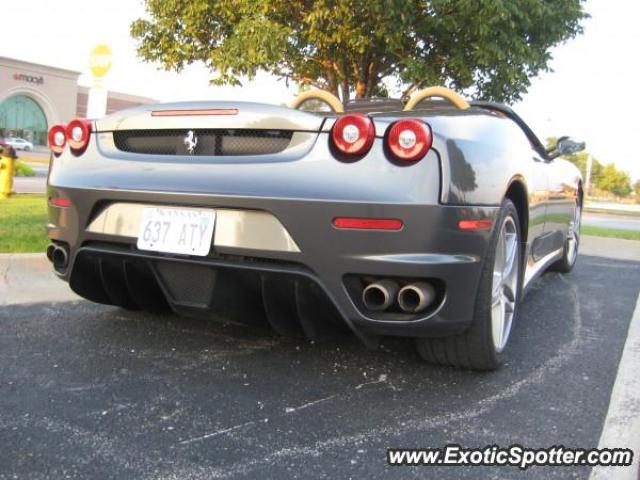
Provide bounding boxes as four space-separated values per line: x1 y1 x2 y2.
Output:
46 87 584 370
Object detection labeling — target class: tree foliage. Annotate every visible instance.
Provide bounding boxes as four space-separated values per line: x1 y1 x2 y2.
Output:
131 0 587 103
598 164 632 197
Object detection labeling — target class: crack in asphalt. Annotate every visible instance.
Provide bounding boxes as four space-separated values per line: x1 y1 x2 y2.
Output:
284 394 338 414
179 420 264 445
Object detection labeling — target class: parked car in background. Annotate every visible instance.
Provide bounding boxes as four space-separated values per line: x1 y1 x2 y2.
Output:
3 137 34 151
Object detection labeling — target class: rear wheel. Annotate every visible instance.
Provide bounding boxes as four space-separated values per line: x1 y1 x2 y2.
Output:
551 200 581 273
415 198 523 370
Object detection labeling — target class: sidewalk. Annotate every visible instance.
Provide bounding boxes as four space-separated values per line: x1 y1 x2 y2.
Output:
13 161 48 194
13 175 46 194
580 235 640 261
0 253 80 305
585 201 640 217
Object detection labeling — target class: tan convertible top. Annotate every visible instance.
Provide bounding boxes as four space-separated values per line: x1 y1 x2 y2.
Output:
289 86 470 114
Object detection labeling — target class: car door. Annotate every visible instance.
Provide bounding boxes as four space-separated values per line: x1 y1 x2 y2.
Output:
525 150 552 263
544 158 578 254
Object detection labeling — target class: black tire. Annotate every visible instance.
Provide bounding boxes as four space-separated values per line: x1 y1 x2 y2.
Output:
550 200 581 273
415 198 523 370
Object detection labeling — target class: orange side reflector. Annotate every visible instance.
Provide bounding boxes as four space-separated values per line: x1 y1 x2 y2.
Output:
151 108 239 117
458 219 493 230
333 218 403 231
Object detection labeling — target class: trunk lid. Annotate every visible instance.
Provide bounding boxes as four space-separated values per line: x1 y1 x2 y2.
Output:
94 101 326 133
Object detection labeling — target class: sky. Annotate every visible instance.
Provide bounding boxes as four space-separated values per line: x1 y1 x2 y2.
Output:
1 0 638 180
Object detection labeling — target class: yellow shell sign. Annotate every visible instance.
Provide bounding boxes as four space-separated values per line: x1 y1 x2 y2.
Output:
89 44 113 78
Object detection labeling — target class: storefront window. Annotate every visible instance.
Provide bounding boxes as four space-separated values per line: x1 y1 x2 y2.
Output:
0 95 48 145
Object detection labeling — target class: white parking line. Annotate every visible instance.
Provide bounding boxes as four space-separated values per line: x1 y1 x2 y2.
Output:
590 292 640 480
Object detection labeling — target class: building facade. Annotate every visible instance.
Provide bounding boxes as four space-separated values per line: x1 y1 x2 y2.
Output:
0 56 155 146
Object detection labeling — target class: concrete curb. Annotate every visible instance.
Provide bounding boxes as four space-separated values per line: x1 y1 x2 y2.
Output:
590 293 640 480
584 207 640 218
0 253 80 306
584 203 640 218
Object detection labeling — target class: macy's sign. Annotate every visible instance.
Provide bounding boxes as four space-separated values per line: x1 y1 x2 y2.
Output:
13 73 44 85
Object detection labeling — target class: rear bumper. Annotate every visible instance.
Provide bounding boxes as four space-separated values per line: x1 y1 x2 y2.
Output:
47 185 498 340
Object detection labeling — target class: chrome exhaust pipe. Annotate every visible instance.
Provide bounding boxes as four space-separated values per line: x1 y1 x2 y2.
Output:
362 280 399 311
46 243 56 263
398 282 436 313
52 245 69 270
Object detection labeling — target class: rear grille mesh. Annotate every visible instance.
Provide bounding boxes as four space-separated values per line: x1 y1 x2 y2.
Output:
113 129 293 156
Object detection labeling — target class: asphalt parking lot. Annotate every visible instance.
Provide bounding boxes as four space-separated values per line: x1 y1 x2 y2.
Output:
1 250 639 479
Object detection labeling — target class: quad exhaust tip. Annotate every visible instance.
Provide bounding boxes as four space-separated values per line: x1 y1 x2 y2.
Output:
362 279 436 313
362 279 399 311
46 243 56 262
397 282 436 313
47 243 69 270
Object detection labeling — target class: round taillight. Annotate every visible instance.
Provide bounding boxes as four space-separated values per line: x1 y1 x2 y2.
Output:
48 124 67 155
331 113 375 157
65 119 92 152
386 119 432 163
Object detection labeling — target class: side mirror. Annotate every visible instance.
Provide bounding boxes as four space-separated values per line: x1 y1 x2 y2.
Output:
548 136 585 159
557 136 586 155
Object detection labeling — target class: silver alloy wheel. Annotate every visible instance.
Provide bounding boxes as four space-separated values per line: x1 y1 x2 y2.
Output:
566 204 581 265
491 216 520 353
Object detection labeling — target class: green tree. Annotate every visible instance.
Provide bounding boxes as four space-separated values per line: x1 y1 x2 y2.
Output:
545 137 636 197
598 164 632 197
634 180 640 197
547 133 634 197
131 0 587 103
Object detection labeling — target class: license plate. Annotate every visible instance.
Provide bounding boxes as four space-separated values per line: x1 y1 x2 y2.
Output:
137 206 216 256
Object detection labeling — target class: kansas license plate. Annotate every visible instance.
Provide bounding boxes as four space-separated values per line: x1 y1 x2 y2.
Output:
137 206 216 256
